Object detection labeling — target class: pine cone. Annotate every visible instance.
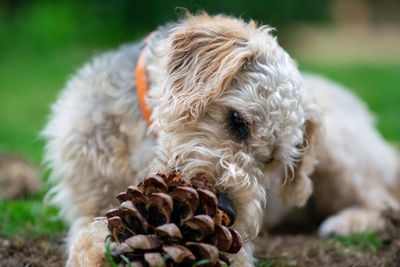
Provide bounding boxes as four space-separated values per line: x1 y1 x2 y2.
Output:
106 172 242 267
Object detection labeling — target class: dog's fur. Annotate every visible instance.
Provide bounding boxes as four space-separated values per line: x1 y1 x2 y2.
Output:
43 13 400 266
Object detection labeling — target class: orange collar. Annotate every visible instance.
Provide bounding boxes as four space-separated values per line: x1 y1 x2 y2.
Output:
136 31 157 137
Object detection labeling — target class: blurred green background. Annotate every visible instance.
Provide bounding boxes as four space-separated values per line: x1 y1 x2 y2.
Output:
0 0 399 238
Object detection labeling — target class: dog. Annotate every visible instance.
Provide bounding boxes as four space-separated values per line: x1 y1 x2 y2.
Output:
42 13 400 266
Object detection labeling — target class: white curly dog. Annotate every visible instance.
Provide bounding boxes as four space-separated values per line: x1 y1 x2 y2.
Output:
43 13 400 266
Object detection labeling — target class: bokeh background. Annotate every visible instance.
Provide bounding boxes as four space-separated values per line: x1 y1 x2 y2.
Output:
0 0 399 252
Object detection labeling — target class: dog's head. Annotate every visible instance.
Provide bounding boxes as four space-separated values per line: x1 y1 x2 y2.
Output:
148 13 322 241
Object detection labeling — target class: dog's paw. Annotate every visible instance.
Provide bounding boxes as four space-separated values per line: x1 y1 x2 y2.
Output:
281 174 313 207
318 207 384 237
67 217 109 267
231 242 256 267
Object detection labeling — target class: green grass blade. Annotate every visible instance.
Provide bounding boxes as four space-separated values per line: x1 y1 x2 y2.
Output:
120 254 133 267
104 236 119 267
192 259 211 267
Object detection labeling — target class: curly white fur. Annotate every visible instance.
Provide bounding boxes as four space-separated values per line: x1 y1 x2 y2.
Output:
42 13 399 266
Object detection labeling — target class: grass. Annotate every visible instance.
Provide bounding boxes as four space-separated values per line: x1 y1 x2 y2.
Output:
336 232 387 253
255 257 294 267
0 46 100 163
323 231 387 259
0 47 97 238
0 192 65 237
105 237 119 267
0 46 399 244
299 62 400 142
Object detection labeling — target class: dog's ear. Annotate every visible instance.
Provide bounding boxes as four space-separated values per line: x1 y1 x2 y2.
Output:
161 14 254 122
281 117 322 207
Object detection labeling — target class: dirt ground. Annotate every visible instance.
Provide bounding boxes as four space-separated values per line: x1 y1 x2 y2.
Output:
1 212 400 267
0 235 66 267
254 233 400 267
254 210 400 267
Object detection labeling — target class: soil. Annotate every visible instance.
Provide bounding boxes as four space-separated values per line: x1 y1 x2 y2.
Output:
254 210 400 267
0 235 66 267
1 212 400 267
254 233 400 267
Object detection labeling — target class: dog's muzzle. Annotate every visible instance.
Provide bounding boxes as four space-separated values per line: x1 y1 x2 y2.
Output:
217 192 236 226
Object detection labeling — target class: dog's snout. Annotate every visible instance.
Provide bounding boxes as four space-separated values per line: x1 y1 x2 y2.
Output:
217 192 236 226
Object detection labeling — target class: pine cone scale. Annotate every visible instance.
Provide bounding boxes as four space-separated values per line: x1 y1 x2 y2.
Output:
170 186 199 224
162 244 195 264
125 235 162 250
186 242 219 266
208 225 232 251
182 215 215 242
120 201 148 234
144 252 165 267
155 223 183 243
145 192 173 226
143 175 168 196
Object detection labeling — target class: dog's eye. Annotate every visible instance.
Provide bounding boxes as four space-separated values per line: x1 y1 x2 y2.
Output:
228 108 249 142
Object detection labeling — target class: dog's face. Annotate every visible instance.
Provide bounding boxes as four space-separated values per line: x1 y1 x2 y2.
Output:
149 14 321 240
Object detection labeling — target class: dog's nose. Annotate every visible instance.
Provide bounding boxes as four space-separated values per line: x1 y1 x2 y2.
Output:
217 192 236 226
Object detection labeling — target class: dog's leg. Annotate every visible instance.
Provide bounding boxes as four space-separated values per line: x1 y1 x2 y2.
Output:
302 74 400 237
68 216 96 248
231 242 256 267
311 135 400 237
67 218 109 267
42 45 158 264
43 82 151 264
318 207 385 237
